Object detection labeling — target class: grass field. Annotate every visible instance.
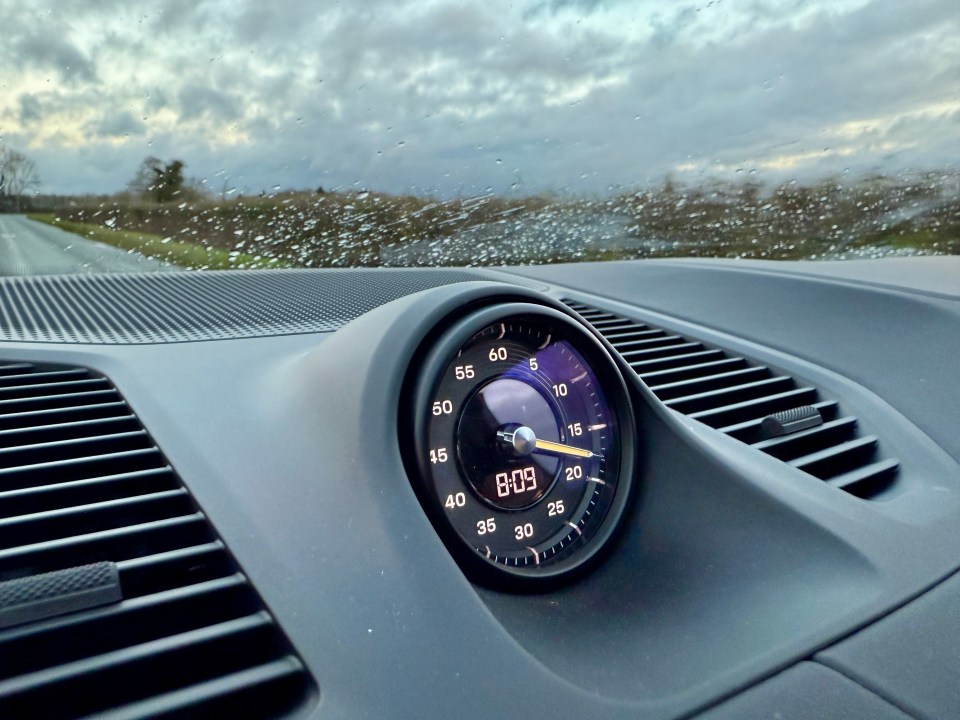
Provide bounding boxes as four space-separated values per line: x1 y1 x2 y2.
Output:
34 171 959 268
28 214 288 270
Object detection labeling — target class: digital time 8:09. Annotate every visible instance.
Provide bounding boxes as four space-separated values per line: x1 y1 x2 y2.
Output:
495 466 537 498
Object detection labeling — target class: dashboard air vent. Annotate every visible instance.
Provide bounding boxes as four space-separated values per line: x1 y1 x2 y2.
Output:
0 361 314 718
563 301 900 500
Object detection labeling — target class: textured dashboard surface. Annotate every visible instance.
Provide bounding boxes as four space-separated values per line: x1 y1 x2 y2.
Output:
0 268 531 344
818 570 960 720
0 258 955 720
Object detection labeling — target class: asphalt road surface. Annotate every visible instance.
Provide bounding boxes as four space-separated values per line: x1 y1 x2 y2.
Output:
0 215 177 275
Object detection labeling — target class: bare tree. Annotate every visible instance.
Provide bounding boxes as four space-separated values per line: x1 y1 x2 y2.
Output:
0 145 42 212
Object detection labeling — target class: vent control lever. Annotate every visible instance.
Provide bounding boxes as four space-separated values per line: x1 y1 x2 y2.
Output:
0 562 122 630
760 405 823 440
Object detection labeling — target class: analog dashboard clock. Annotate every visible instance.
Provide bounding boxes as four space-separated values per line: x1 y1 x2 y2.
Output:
404 302 637 587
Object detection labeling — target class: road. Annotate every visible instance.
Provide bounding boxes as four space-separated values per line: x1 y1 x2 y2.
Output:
0 215 177 275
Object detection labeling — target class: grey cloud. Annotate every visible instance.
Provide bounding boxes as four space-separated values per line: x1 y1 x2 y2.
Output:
526 0 611 17
147 0 218 36
89 111 146 138
145 89 171 113
21 36 97 84
4 0 958 198
231 0 326 45
0 3 98 86
18 95 44 125
648 5 700 49
177 85 242 123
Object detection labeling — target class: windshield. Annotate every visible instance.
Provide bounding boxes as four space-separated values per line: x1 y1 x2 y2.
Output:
0 0 957 272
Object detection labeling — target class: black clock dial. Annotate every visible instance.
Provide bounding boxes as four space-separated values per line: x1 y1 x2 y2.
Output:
406 304 636 586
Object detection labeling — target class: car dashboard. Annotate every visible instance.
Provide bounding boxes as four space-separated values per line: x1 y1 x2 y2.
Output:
0 256 958 720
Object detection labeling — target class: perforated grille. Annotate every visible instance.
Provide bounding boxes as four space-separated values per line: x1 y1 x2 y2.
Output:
0 268 526 344
0 361 315 719
565 300 900 499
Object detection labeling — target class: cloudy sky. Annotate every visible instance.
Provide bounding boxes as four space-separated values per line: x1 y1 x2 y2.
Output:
1 0 957 197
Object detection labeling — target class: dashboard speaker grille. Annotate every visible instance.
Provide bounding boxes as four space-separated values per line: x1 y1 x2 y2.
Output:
0 268 535 344
0 361 315 719
564 300 900 500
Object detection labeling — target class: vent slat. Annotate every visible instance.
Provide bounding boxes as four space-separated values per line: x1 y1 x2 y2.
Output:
90 657 306 720
0 430 152 468
610 334 685 352
0 388 120 415
687 387 819 428
118 541 231 599
585 317 632 328
0 575 252 672
0 361 311 718
0 447 164 488
0 369 89 387
649 366 769 400
563 298 900 501
0 613 275 710
0 378 108 400
602 327 662 341
0 363 36 376
638 357 749 384
751 417 859 460
116 541 225 572
790 436 880 479
827 459 901 496
0 401 130 431
0 415 139 445
719 400 840 442
0 467 175 520
620 340 704 361
0 513 212 578
566 305 608 316
664 376 794 414
592 321 640 333
629 349 726 373
0 489 191 551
